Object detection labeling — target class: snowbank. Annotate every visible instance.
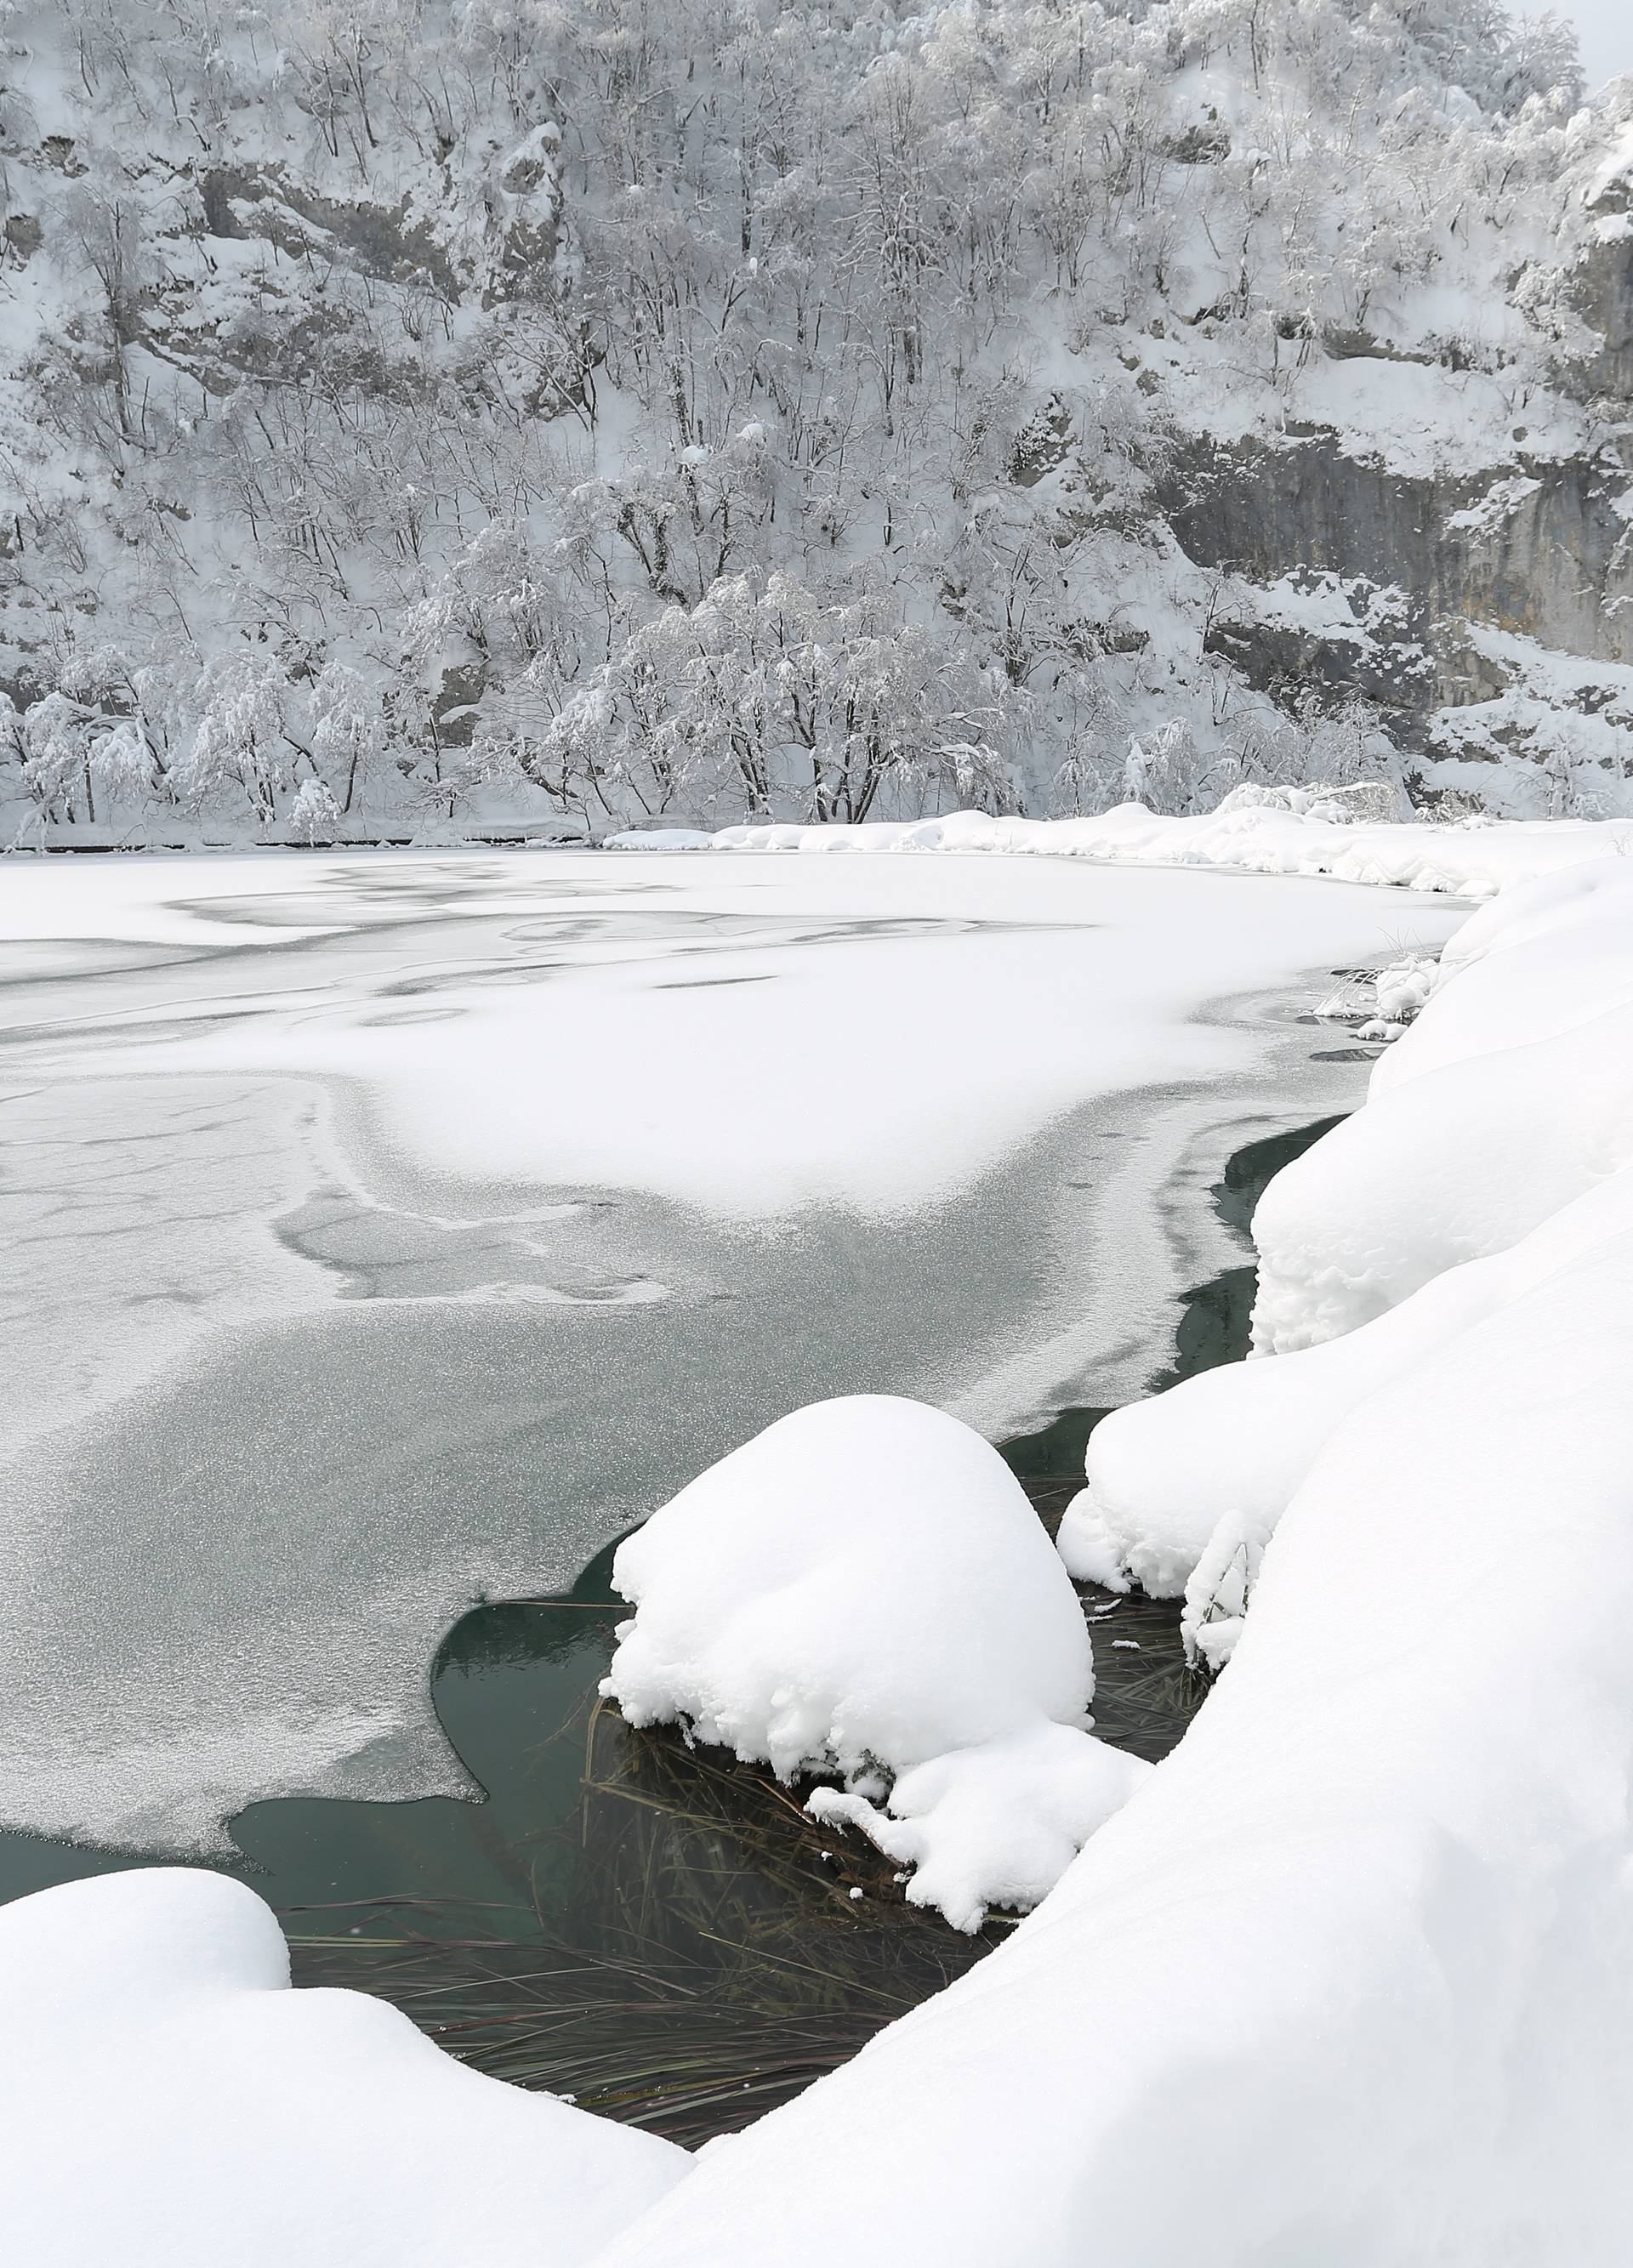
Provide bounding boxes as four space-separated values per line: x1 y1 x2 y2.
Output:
591 848 1633 2268
603 1395 1147 1930
593 1236 1633 2268
1248 998 1633 1348
1061 1164 1633 1631
1065 857 1633 1620
1250 863 1633 1352
1370 856 1633 1096
611 798 1632 898
0 1869 682 2268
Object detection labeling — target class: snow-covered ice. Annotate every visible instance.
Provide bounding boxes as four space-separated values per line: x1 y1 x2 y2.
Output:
0 1868 682 2268
0 847 1447 1850
603 1395 1147 1930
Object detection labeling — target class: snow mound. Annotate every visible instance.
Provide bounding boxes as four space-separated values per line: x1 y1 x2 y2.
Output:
0 1869 683 2268
603 1395 1147 1929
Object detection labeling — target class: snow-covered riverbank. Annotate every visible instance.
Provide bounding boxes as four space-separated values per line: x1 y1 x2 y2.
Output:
583 833 1633 2266
615 792 1632 897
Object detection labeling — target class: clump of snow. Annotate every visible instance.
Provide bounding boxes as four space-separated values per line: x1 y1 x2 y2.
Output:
603 1395 1147 1930
807 1723 1146 1935
0 1869 683 2268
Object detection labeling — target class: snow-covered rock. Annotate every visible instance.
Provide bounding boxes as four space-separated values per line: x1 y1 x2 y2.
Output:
603 1395 1147 1930
0 1869 683 2268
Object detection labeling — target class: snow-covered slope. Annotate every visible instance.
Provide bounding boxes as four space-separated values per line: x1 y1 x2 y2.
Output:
3 1 1633 844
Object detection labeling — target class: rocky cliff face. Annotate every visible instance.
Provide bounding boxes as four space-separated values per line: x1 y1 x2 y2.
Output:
1151 186 1633 815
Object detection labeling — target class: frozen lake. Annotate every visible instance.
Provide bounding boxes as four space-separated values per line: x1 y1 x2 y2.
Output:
0 848 1461 1855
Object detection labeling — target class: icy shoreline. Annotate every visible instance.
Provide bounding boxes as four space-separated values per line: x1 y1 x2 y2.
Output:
612 793 1631 899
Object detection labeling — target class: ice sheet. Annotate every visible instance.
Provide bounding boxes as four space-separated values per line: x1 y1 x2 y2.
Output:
0 850 1459 1849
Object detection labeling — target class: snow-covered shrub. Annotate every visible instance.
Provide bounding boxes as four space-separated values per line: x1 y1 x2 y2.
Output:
603 1395 1147 1930
1317 946 1441 1036
288 776 342 846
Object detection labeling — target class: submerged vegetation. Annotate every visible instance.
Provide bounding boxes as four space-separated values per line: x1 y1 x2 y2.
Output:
282 1483 1203 2146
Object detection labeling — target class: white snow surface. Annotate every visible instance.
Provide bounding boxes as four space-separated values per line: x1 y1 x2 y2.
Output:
0 1869 682 2268
603 1395 1147 1930
1370 856 1633 1097
1250 866 1633 1353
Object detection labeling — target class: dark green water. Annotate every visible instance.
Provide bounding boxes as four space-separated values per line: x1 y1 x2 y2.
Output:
0 1113 1340 2142
999 1113 1343 1476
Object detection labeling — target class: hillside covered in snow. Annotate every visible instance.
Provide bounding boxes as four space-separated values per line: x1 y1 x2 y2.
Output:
3 0 1633 843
